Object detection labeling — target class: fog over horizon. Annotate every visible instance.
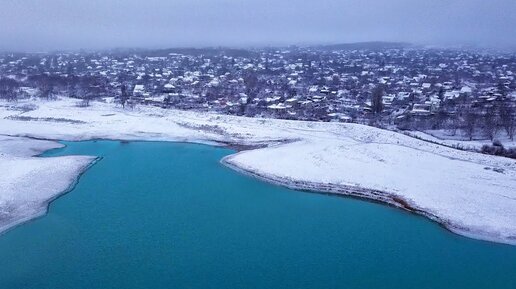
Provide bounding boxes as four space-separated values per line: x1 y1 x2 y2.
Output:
1 0 515 52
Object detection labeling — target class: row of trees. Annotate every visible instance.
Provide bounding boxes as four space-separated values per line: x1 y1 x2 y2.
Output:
0 74 113 104
0 78 20 101
0 74 140 111
370 84 516 141
458 101 515 140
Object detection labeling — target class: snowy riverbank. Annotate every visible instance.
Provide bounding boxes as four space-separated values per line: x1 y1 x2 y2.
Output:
1 98 515 245
0 135 95 234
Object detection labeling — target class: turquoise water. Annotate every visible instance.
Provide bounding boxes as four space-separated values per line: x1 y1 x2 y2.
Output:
0 141 515 289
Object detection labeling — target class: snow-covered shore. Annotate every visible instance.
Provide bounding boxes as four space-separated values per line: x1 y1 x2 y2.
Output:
1 98 515 245
0 135 96 234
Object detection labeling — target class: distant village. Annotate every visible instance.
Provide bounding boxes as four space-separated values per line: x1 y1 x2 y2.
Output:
1 44 515 141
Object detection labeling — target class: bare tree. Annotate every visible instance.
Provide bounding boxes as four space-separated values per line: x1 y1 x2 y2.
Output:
482 105 499 141
437 87 445 102
371 85 384 115
448 118 459 136
0 78 20 101
499 103 515 140
463 107 477 141
243 72 258 99
433 108 448 129
120 84 129 108
40 83 56 100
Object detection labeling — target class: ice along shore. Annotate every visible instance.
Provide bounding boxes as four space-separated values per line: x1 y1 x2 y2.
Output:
0 98 515 245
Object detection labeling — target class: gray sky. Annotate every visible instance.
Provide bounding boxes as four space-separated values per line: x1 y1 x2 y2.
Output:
1 0 515 51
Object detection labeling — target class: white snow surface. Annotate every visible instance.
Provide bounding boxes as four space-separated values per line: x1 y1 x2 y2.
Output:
0 135 95 233
1 98 516 244
404 130 516 151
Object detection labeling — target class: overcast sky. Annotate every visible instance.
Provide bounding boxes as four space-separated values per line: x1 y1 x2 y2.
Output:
1 0 515 51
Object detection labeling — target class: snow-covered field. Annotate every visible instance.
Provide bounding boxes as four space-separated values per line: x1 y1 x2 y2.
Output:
404 130 516 151
1 98 515 245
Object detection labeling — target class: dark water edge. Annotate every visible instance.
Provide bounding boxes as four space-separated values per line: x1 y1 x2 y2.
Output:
0 140 515 289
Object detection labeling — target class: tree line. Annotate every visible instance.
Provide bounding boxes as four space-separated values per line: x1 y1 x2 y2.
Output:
370 84 515 141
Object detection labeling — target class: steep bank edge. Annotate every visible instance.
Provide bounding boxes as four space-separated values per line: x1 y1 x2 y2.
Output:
221 148 516 246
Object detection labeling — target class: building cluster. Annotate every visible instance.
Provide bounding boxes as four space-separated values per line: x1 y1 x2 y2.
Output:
1 46 515 130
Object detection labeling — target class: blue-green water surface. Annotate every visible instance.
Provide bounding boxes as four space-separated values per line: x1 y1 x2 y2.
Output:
0 141 515 289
